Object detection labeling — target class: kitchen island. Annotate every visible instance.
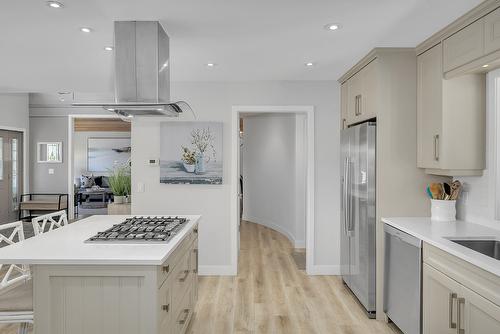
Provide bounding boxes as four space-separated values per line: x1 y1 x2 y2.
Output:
0 215 200 334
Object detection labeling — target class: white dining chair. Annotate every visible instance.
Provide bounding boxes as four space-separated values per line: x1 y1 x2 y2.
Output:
31 210 68 235
0 221 33 334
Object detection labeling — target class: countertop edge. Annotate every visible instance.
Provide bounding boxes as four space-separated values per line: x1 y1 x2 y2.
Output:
382 217 500 278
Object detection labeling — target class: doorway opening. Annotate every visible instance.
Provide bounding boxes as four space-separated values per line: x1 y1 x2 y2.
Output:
231 106 314 275
0 130 23 223
68 115 131 220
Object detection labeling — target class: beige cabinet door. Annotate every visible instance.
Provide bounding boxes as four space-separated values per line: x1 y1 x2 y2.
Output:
417 44 443 169
347 71 362 125
484 7 500 54
461 284 500 334
443 19 484 72
340 82 348 129
358 59 377 122
423 264 462 334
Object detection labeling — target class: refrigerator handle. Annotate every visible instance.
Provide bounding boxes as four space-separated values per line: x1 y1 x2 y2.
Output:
346 157 352 235
343 157 348 234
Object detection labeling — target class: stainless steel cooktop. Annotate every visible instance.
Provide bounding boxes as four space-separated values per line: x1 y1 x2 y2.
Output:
85 216 189 243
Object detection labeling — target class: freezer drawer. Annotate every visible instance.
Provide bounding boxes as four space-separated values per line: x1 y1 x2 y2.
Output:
384 224 422 334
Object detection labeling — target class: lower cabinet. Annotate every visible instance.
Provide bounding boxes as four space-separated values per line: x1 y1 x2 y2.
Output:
157 226 199 334
423 244 500 334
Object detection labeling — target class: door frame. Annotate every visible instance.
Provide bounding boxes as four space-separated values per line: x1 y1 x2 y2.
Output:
231 105 315 275
67 114 122 220
0 126 28 196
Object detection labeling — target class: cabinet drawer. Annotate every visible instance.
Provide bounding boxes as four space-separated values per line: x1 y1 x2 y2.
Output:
172 249 192 309
158 276 172 333
173 285 193 334
443 19 484 72
157 225 197 287
484 7 500 54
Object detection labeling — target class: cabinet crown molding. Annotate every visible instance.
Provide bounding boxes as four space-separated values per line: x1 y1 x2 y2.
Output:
416 0 500 55
337 48 414 84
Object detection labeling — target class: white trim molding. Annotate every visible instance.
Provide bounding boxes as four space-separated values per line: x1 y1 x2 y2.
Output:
231 105 315 276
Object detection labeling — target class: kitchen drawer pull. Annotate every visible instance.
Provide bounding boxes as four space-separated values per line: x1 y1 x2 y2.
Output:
449 293 457 329
162 304 170 312
457 297 465 334
162 265 170 273
179 269 190 282
178 308 190 325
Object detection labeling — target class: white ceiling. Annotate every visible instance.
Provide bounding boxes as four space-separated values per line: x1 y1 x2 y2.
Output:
0 0 482 93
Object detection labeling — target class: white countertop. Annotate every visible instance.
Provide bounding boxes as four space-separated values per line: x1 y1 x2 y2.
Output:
0 215 201 266
382 217 500 277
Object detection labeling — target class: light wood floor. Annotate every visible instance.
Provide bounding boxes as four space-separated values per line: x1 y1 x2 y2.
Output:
186 221 400 334
0 221 400 334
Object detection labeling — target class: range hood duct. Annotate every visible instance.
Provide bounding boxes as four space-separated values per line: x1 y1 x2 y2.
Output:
73 21 192 118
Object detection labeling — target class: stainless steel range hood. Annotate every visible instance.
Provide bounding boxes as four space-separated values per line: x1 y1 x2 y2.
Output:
73 21 191 118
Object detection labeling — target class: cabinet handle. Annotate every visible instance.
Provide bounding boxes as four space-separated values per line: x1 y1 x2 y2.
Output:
162 304 170 312
457 297 465 334
449 293 457 329
342 118 347 129
179 269 190 282
178 309 190 325
162 265 170 273
193 227 198 234
193 249 198 274
434 135 440 161
357 95 362 115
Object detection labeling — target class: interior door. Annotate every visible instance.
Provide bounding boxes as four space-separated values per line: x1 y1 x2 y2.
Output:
0 130 23 223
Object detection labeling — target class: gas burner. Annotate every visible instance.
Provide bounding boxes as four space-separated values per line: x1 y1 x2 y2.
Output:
85 216 189 243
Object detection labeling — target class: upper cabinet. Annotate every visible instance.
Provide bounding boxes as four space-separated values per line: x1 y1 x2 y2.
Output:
484 7 500 54
340 82 348 130
417 43 485 176
345 59 378 126
443 19 484 72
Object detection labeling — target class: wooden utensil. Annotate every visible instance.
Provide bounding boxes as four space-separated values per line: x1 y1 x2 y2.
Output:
430 183 444 200
450 180 462 200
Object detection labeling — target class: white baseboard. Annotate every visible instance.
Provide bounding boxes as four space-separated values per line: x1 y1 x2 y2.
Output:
307 265 340 275
198 265 236 276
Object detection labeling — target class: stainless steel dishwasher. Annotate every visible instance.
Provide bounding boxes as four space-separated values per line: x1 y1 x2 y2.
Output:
384 224 422 334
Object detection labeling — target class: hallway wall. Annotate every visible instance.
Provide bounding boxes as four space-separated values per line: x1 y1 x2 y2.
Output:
242 114 306 247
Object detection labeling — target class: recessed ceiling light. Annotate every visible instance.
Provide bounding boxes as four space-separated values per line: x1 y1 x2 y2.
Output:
47 1 63 8
104 46 114 51
483 64 489 68
80 27 92 33
305 62 315 67
206 63 216 67
324 23 341 31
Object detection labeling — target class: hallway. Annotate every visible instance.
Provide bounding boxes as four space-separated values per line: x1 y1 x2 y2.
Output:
187 221 399 334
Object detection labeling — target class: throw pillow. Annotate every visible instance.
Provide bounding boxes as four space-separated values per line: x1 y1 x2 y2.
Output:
80 175 95 188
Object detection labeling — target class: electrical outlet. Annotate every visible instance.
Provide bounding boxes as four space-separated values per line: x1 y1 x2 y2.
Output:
137 182 145 193
48 168 55 175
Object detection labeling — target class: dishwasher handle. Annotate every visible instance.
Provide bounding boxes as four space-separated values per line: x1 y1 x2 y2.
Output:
384 224 422 248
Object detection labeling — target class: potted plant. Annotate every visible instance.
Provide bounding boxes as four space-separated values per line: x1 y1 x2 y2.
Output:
108 164 131 204
181 146 196 173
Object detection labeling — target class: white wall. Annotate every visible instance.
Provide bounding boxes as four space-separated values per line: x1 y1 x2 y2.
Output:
0 93 30 193
456 69 500 228
242 114 305 248
30 116 68 193
132 81 339 275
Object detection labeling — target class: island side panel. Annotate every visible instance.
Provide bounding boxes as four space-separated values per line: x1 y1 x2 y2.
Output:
33 265 159 334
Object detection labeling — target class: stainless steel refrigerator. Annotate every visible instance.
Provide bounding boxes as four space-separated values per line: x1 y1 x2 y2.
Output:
340 121 376 318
